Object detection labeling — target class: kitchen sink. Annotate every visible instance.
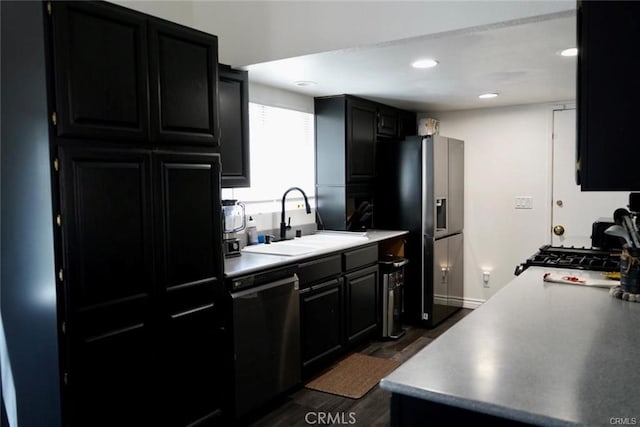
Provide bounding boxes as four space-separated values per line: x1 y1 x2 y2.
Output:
241 242 320 256
241 231 368 256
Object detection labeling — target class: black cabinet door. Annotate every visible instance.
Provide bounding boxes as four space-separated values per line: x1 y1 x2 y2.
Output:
346 98 377 184
154 151 224 425
377 106 398 137
149 20 220 146
219 64 250 187
300 278 343 373
577 1 640 190
397 109 417 138
345 265 379 344
58 146 155 425
50 2 149 141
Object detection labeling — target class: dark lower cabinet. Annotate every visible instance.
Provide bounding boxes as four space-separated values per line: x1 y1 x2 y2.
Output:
164 303 223 426
155 152 224 425
299 246 380 380
300 278 344 374
345 265 379 344
58 146 155 425
58 146 224 426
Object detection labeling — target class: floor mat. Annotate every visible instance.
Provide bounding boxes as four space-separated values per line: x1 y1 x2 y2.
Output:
304 353 401 399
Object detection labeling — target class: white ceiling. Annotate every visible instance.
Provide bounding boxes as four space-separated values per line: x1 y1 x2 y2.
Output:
245 10 577 112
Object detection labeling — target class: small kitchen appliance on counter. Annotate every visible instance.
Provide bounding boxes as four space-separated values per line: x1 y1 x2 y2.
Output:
222 199 246 258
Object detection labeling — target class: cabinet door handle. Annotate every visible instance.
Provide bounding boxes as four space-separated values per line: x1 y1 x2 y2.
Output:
85 323 144 343
170 303 214 320
312 278 341 291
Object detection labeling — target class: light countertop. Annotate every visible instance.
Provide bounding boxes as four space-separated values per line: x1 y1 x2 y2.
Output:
380 266 640 426
224 229 408 278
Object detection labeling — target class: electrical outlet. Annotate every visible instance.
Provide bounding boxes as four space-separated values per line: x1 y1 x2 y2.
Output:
515 196 533 209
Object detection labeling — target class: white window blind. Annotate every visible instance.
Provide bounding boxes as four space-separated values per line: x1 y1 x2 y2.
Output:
225 103 315 208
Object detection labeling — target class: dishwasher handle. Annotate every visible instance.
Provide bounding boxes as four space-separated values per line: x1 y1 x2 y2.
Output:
231 274 299 299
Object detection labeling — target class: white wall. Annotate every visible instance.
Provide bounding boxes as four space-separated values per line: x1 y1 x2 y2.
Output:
429 103 556 304
249 82 314 114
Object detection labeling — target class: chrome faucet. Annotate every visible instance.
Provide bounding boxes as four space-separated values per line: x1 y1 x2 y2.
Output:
280 187 312 240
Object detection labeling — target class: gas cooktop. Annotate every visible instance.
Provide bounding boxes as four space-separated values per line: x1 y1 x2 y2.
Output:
514 245 621 276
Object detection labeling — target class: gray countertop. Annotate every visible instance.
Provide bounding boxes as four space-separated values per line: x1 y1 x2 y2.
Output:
224 229 408 278
380 266 640 426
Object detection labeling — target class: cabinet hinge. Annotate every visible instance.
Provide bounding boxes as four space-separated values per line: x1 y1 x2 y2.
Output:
51 112 57 126
576 159 581 172
53 158 59 172
63 372 68 385
56 214 62 227
58 268 64 282
61 321 66 334
47 2 52 16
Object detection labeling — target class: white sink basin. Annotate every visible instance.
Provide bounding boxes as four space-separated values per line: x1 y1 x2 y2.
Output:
240 231 369 256
241 242 320 256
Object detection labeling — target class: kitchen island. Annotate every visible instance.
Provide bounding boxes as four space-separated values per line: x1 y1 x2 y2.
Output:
380 266 640 426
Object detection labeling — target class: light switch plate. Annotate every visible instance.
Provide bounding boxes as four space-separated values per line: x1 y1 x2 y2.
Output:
515 196 533 209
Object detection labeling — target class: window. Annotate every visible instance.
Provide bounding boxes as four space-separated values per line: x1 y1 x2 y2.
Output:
222 103 315 213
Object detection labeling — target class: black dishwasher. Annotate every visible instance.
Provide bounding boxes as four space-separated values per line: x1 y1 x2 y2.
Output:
230 266 300 418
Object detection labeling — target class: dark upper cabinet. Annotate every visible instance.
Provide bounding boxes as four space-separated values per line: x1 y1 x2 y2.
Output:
397 109 417 138
314 95 377 186
316 95 416 231
155 152 223 291
58 146 155 425
577 1 640 190
50 1 220 147
50 2 149 141
219 64 250 187
347 97 377 184
377 105 398 137
149 21 220 146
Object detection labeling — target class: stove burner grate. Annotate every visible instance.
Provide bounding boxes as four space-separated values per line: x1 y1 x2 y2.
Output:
515 245 621 276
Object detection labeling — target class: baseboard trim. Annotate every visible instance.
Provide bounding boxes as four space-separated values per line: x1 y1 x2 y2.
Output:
461 297 484 309
432 296 485 310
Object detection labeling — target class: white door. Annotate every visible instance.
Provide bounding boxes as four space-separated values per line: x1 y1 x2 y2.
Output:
551 108 628 246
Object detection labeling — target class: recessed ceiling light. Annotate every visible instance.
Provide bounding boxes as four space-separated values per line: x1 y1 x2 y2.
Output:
294 80 317 87
560 47 578 57
411 59 439 69
478 93 498 99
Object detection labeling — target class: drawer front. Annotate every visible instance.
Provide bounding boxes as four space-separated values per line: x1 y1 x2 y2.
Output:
297 255 342 287
343 244 378 272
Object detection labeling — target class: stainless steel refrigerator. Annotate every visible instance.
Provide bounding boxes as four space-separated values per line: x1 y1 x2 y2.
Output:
376 135 464 328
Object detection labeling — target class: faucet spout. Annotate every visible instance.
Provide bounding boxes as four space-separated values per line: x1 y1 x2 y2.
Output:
280 187 312 240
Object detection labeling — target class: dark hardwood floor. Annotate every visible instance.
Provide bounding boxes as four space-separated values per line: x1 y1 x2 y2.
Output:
249 308 472 427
